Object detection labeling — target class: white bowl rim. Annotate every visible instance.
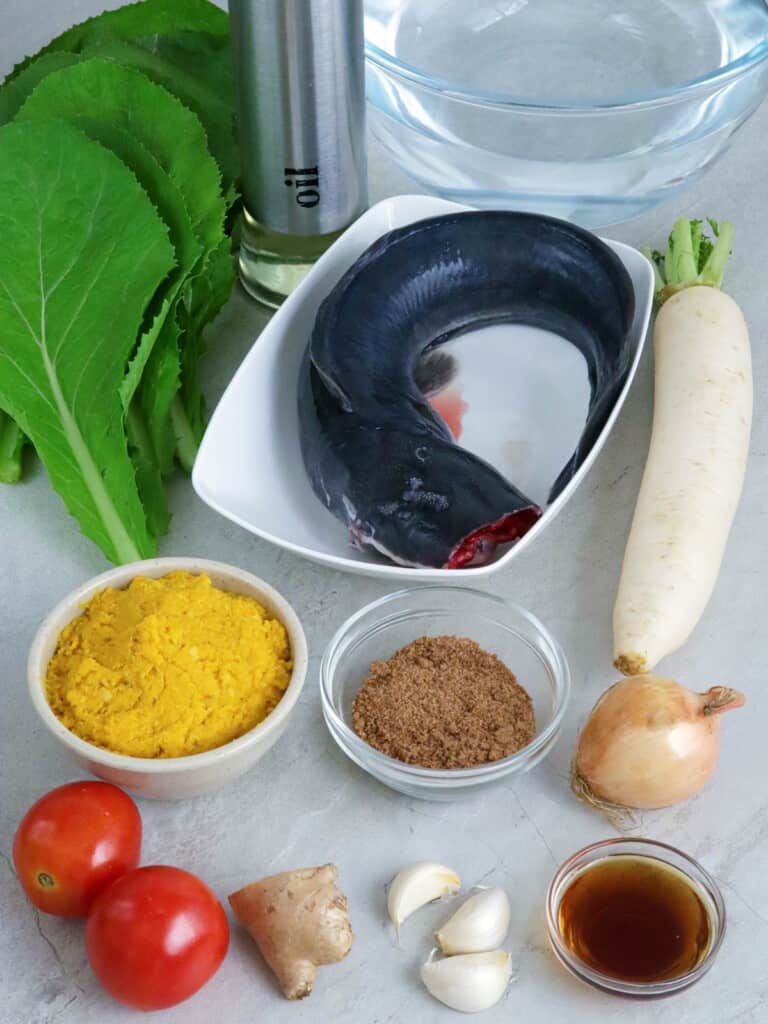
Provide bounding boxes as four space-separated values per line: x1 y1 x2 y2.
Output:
27 557 309 773
192 197 654 583
320 585 571 781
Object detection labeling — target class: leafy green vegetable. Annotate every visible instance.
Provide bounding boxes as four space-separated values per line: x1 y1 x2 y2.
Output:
73 31 237 190
0 412 27 484
0 52 82 125
126 404 171 538
0 120 175 562
138 315 183 476
16 58 204 396
18 57 226 256
4 0 236 188
16 59 206 280
0 0 238 560
7 0 228 83
0 53 87 483
16 56 230 481
178 235 235 454
15 58 220 530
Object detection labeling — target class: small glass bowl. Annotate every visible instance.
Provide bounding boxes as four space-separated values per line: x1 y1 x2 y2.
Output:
546 838 726 998
320 586 570 800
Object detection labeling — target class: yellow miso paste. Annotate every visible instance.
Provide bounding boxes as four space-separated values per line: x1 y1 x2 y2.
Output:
45 571 293 758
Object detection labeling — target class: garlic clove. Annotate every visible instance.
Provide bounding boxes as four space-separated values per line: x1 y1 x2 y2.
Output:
387 862 461 930
435 887 511 955
421 949 513 1012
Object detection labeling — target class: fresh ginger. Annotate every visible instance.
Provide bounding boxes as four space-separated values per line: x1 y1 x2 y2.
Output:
228 863 353 1000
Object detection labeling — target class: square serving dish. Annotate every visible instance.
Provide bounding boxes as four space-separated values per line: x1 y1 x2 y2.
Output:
193 195 654 581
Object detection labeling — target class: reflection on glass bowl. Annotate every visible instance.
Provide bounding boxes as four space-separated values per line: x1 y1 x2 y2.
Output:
364 0 768 225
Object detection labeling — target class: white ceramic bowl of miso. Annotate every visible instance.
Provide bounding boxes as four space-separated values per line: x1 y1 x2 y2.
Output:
546 838 726 997
27 557 308 800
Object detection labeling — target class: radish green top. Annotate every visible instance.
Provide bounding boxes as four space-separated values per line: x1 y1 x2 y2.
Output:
645 217 735 306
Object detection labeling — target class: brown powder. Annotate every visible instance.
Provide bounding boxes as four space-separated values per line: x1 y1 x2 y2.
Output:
351 635 535 769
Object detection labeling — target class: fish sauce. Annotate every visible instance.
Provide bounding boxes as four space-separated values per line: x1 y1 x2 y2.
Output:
558 855 711 982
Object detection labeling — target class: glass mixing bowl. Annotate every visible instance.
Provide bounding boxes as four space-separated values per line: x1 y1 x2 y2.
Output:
364 0 768 225
320 587 570 800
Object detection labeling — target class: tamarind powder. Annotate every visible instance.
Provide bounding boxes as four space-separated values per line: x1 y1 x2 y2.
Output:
351 635 535 769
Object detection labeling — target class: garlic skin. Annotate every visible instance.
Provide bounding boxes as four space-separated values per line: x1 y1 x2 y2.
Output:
435 887 511 955
387 862 461 930
421 950 512 1012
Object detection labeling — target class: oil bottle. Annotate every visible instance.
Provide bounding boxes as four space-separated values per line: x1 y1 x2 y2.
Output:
230 0 368 307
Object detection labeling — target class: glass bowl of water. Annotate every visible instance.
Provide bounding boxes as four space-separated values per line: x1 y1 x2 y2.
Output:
364 0 768 225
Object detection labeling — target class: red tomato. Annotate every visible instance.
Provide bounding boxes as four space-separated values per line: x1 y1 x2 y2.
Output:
13 781 141 917
86 865 229 1010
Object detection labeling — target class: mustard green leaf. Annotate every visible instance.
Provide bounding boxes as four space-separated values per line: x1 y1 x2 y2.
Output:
16 58 224 261
16 59 205 412
0 121 175 563
0 52 85 476
171 394 200 474
15 57 225 482
7 0 228 83
126 404 170 537
123 293 175 415
53 0 229 45
0 52 82 126
75 30 238 190
139 314 182 477
0 412 28 483
2 8 236 496
177 235 235 450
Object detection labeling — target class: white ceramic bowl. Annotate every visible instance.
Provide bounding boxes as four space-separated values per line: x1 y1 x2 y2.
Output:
27 558 308 800
193 195 654 581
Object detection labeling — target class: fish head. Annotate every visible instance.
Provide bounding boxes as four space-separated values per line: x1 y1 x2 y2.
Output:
348 432 541 569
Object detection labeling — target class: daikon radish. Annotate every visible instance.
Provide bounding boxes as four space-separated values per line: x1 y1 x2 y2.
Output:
613 219 752 675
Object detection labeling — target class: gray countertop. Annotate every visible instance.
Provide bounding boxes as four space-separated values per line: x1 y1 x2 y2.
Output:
2 4 768 1023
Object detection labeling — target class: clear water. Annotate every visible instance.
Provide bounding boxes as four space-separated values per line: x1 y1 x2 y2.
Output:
367 0 767 103
365 0 768 224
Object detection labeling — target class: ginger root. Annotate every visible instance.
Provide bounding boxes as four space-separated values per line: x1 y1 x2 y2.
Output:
228 863 353 1000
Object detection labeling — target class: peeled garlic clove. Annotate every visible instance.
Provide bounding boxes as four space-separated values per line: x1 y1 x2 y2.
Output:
387 862 461 930
435 887 511 954
421 949 512 1012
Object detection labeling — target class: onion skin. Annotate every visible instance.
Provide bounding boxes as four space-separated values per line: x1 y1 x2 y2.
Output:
572 675 745 811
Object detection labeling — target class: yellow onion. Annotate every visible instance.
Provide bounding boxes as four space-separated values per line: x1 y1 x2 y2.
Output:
572 675 745 816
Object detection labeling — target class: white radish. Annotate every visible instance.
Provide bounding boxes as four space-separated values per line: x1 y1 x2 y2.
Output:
614 219 751 676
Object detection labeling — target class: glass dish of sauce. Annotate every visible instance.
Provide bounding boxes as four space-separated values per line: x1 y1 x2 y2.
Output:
546 838 725 997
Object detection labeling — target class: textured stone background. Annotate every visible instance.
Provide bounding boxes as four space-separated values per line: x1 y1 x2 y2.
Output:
2 4 767 1021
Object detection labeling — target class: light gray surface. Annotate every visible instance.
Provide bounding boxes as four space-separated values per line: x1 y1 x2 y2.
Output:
2 5 768 1023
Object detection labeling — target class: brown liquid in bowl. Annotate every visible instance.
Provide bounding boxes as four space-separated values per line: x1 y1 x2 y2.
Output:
558 855 711 983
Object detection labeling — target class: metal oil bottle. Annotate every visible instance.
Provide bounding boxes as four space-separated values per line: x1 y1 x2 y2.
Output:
230 0 368 307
